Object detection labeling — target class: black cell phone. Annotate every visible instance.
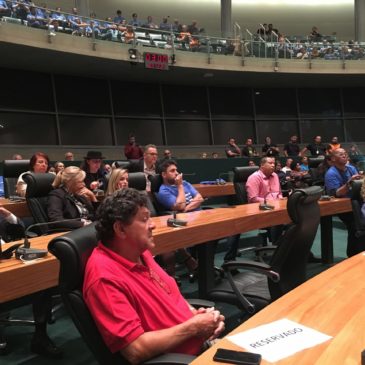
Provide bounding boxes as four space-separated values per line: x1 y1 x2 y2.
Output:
213 348 261 365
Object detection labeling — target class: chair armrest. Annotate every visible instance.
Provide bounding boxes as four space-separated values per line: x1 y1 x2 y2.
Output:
222 259 280 283
143 353 196 364
187 299 215 308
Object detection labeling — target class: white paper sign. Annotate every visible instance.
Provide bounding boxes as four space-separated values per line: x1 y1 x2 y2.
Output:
227 318 332 362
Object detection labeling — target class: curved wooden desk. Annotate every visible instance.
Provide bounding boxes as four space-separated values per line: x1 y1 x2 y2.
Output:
0 198 30 218
0 198 352 303
191 253 365 365
192 183 235 198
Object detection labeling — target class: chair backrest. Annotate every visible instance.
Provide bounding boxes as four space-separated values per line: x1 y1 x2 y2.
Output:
114 161 131 170
148 174 171 216
268 186 322 300
48 224 123 365
2 159 30 197
308 156 325 168
232 166 259 204
128 172 157 217
350 179 365 237
23 173 55 233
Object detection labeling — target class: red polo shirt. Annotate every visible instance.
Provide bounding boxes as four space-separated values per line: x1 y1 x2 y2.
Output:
83 243 204 355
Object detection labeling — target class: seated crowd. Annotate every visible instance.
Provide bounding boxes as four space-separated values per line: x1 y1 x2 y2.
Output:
2 132 365 362
2 2 363 57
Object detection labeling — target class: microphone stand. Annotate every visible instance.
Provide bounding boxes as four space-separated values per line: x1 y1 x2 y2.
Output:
259 191 276 211
15 218 82 260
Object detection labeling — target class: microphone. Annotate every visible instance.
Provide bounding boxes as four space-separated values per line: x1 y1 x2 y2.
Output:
259 191 278 211
167 197 208 227
15 218 82 260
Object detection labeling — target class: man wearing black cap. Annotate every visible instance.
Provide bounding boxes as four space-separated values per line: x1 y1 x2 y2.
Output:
80 151 108 192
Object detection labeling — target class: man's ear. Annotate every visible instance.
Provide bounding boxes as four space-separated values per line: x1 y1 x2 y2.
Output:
113 221 126 239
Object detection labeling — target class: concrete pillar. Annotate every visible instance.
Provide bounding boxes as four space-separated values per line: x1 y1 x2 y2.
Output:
221 0 232 38
75 0 90 17
355 0 365 42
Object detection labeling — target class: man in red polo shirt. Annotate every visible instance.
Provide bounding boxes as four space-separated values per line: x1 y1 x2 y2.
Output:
83 188 224 364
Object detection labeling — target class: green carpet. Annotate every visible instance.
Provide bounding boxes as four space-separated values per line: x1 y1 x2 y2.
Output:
1 220 348 364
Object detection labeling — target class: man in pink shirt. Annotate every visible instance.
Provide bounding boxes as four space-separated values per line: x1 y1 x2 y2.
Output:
83 188 225 364
246 157 282 203
246 157 283 243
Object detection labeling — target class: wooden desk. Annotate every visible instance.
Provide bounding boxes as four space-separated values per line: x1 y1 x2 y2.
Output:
0 198 352 303
193 183 235 198
191 253 365 365
0 198 30 218
0 233 61 303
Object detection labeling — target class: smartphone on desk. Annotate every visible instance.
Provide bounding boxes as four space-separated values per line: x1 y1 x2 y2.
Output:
213 348 261 365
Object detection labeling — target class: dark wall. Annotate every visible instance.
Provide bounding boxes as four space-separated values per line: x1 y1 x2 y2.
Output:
1 67 365 147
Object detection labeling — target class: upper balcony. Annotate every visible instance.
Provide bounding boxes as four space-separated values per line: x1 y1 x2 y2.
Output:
1 5 365 87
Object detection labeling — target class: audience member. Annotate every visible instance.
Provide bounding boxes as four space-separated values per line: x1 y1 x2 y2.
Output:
327 136 341 154
300 156 309 172
172 18 182 33
212 152 219 159
248 160 257 167
262 136 279 157
0 0 11 17
283 135 300 157
301 135 327 156
143 15 158 29
83 188 224 363
156 160 203 212
348 144 361 164
241 138 258 157
129 144 158 191
246 157 283 243
159 16 171 31
129 12 141 27
113 9 124 24
106 168 129 195
289 161 309 189
124 134 144 160
48 166 98 230
64 151 74 161
325 148 364 256
12 153 23 160
225 137 241 158
16 152 50 197
309 26 322 42
281 158 293 174
54 161 65 174
80 151 108 192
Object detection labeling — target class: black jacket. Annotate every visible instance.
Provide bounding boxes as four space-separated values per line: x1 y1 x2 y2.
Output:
47 188 97 230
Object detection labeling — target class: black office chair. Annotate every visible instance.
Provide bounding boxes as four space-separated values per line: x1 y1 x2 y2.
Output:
207 186 322 316
308 156 326 187
350 179 365 238
128 172 157 217
2 159 30 198
48 224 195 365
149 174 171 216
114 161 131 170
232 166 259 204
23 173 56 235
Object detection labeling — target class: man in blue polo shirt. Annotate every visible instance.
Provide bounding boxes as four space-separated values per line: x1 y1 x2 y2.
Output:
156 160 203 212
325 148 364 256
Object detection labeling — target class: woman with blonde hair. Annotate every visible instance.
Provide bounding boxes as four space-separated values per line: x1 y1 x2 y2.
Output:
47 166 98 230
106 168 129 195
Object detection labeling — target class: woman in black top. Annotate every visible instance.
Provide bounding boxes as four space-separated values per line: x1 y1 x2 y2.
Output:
47 166 98 230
